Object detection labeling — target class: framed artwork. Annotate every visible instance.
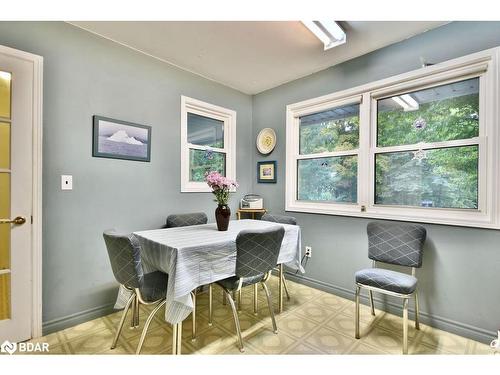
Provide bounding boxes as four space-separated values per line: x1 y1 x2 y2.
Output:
92 115 152 162
257 161 277 183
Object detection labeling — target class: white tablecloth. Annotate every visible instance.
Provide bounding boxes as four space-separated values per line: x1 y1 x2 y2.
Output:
114 219 303 324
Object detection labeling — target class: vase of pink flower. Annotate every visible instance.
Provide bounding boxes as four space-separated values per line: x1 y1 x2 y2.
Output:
205 171 239 231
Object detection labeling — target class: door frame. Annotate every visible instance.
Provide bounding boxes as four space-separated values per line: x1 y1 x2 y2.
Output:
0 44 43 339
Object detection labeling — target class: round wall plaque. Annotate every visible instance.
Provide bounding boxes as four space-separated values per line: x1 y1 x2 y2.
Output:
256 128 277 155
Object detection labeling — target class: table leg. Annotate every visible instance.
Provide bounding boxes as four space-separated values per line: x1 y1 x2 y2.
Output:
237 212 240 220
278 264 284 313
208 284 213 326
191 291 196 341
172 321 183 355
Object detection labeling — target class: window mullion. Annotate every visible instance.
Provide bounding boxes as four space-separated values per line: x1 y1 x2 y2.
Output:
188 143 227 153
357 92 371 210
373 137 480 154
296 149 358 160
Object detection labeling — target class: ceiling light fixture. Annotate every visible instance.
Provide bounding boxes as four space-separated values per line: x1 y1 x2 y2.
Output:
392 94 419 111
302 21 346 50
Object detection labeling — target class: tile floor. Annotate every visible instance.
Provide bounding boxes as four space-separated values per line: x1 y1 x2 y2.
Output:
27 277 493 355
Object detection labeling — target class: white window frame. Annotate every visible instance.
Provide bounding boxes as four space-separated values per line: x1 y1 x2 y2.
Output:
286 47 500 229
181 95 236 192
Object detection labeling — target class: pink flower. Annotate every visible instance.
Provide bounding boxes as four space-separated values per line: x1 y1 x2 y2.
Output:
204 171 238 205
205 171 238 190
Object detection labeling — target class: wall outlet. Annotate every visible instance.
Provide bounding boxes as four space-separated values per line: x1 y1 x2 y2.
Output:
305 246 312 258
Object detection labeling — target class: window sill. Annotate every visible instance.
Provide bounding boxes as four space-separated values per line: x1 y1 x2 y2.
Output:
285 201 500 230
181 182 212 193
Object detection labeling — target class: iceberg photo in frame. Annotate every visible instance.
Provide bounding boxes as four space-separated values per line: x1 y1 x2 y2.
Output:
92 115 152 162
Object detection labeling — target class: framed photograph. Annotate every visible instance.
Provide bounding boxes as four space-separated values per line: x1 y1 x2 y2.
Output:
257 161 277 183
92 115 152 162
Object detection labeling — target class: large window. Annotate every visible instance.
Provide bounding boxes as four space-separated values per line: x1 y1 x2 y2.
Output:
286 48 500 228
181 96 236 192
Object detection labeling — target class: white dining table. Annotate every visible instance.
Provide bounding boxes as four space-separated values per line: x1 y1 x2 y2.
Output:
114 219 303 354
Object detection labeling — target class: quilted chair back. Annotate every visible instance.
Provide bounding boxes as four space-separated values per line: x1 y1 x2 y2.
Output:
103 230 144 289
261 213 297 225
235 227 285 278
166 212 208 228
367 222 426 268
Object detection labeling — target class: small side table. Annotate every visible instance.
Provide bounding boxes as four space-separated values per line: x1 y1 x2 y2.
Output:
236 208 267 220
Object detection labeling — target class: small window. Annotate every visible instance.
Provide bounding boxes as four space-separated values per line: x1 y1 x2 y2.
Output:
181 96 236 192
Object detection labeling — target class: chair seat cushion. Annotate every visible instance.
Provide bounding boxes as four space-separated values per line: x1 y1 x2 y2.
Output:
139 271 168 302
216 274 265 291
355 268 417 295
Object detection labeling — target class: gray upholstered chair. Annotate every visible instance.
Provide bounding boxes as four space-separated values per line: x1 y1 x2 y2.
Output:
261 213 297 312
165 212 208 228
103 230 175 354
208 226 285 352
261 213 297 226
354 221 426 354
164 211 207 340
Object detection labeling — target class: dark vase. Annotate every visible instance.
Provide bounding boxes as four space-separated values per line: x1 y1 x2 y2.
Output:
215 204 231 231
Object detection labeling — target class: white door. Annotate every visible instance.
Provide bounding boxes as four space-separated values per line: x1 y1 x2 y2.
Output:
0 48 35 343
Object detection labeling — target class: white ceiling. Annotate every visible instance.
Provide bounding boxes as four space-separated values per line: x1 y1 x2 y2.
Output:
70 21 447 95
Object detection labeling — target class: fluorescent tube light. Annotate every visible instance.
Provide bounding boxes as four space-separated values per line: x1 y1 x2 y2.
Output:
401 94 419 110
392 96 410 111
302 21 346 50
392 94 419 112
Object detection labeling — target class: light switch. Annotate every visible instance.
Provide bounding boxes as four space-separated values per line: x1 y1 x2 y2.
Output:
61 175 73 190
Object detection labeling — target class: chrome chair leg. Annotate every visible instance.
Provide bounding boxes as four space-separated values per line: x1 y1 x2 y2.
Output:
282 272 291 301
402 298 409 354
253 283 258 315
224 290 244 352
131 294 140 328
111 293 135 349
369 290 375 316
208 284 213 326
261 282 278 334
414 291 420 330
355 285 361 339
130 294 137 328
237 289 242 312
136 300 166 354
191 291 197 341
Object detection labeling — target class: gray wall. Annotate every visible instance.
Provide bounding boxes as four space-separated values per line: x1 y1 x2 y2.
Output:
0 22 253 333
252 21 500 343
1 21 500 342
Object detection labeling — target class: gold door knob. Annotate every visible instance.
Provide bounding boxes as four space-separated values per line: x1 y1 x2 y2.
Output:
0 216 26 225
